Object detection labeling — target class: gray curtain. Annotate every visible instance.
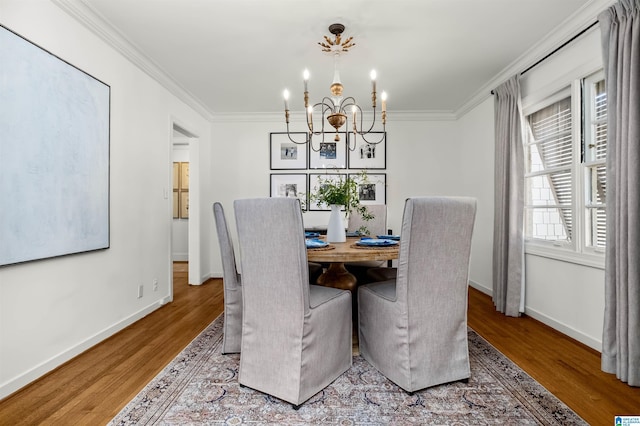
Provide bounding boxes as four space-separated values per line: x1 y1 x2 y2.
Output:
492 75 524 317
599 0 640 387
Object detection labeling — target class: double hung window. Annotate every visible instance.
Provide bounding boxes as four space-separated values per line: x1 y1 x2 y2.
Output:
523 71 607 265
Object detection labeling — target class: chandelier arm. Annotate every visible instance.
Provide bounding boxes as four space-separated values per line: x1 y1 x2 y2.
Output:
338 97 357 111
357 127 386 145
307 100 337 151
347 132 357 152
285 122 311 145
358 105 379 135
308 135 321 152
321 97 339 113
345 102 362 152
339 99 382 141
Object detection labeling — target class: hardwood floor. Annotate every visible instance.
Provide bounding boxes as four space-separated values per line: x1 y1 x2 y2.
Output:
0 262 224 425
1 263 638 425
468 288 640 425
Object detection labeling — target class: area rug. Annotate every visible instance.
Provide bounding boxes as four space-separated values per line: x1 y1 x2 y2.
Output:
109 315 586 425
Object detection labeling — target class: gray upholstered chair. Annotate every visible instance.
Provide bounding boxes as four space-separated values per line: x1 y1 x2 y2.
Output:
213 202 243 354
234 197 352 407
358 196 477 393
214 202 324 353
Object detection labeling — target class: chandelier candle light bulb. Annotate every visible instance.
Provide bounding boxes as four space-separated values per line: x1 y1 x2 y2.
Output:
381 91 387 124
371 70 376 93
283 89 290 110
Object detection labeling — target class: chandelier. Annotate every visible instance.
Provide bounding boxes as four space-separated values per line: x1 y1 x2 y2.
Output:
282 23 387 151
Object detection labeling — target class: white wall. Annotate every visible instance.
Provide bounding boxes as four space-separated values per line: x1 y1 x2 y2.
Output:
454 26 606 351
456 97 496 292
0 0 210 399
203 107 497 300
204 116 483 278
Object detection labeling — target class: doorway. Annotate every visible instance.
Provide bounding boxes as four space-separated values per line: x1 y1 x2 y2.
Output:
171 122 200 286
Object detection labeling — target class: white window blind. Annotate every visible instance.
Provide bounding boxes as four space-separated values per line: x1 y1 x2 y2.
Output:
525 96 573 242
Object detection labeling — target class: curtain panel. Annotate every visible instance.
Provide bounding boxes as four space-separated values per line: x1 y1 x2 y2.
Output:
599 0 640 387
492 75 524 317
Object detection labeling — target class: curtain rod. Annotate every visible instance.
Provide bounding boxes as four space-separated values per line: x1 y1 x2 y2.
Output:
491 20 599 94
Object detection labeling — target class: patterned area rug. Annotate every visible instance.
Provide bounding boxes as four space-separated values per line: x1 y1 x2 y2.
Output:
110 315 586 425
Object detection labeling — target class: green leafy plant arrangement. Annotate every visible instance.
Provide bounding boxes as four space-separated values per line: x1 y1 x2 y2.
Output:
310 171 374 235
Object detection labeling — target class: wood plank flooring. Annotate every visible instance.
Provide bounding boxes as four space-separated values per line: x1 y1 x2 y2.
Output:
468 288 640 425
0 262 638 425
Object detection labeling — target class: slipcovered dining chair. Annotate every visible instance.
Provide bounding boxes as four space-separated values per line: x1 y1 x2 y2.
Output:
213 202 243 354
234 197 352 407
213 202 323 353
358 196 477 393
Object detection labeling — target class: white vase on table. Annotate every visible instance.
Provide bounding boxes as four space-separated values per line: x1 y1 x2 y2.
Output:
326 204 346 243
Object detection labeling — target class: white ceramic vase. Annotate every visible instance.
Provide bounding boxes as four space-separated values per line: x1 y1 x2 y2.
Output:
326 204 346 243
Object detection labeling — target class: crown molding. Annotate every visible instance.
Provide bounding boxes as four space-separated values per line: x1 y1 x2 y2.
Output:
52 0 215 121
53 0 614 126
453 0 615 119
210 110 457 124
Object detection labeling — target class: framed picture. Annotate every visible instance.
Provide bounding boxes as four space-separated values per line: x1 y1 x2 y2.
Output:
173 162 179 190
179 162 189 190
348 132 386 169
308 173 347 211
173 191 179 219
270 173 308 210
179 191 189 219
270 132 308 170
350 173 386 205
309 133 347 169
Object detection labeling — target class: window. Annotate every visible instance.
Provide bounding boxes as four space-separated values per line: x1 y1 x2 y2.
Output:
524 71 607 264
583 76 607 249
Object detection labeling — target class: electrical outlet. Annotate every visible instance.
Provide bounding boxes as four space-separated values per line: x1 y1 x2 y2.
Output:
153 278 158 291
138 285 143 299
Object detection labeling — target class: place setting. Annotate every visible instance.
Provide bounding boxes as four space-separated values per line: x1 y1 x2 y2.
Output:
305 234 334 251
352 235 399 249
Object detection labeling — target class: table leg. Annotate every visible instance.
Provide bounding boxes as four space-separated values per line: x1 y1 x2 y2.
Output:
316 263 357 293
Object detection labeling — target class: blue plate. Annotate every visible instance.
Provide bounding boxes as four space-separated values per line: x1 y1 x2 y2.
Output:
306 238 329 248
346 231 361 237
355 238 399 247
305 231 320 238
377 235 400 241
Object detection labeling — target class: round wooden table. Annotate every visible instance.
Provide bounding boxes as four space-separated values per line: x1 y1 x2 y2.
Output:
306 237 399 294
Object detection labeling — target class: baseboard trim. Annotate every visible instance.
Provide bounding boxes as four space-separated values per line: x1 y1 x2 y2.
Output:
524 307 602 352
0 301 164 400
469 280 492 296
467 280 601 352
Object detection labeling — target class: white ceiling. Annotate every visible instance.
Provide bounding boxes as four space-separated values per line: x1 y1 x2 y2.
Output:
62 0 596 117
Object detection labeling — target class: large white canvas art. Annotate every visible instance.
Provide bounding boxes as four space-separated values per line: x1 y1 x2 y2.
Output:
0 25 110 265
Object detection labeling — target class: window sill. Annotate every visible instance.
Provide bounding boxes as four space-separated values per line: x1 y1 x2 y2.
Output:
524 243 605 270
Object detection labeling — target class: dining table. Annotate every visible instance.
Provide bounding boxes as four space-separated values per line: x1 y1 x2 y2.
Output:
306 236 399 294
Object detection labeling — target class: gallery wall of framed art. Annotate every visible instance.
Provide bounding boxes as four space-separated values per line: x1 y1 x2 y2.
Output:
269 131 387 211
